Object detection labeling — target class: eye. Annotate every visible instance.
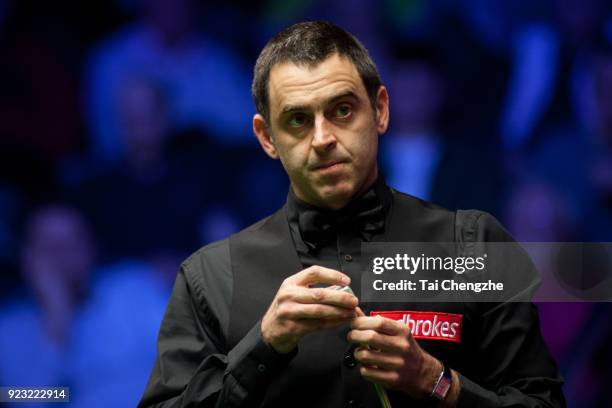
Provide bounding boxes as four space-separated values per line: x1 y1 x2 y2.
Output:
288 112 309 128
334 103 352 119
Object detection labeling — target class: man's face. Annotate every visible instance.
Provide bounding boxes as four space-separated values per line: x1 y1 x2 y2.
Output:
254 54 389 209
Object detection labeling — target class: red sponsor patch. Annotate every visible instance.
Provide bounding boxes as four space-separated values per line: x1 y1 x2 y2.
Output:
370 311 463 343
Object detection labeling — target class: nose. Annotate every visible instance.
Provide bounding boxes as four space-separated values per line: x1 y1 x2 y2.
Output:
311 114 336 153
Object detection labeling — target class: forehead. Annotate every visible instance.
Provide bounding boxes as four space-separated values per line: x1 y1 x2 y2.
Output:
267 54 366 114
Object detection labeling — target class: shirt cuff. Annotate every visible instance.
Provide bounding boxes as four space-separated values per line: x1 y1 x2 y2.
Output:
456 372 498 407
226 320 297 394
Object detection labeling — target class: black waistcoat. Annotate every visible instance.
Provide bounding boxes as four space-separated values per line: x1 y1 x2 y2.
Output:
227 190 474 407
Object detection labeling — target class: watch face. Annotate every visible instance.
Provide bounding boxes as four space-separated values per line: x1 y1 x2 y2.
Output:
436 377 451 398
431 372 452 401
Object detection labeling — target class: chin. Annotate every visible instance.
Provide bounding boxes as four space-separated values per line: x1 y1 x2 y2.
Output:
316 182 355 209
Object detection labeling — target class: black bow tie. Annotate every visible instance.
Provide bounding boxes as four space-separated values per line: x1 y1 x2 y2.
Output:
290 180 391 252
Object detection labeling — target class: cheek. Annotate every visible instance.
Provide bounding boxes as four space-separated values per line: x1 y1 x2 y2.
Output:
351 128 378 166
277 143 308 175
355 148 377 174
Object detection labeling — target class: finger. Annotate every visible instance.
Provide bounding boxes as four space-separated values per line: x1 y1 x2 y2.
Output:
347 329 407 353
355 306 365 317
359 365 399 388
287 286 358 309
279 303 357 320
354 347 404 370
351 315 403 336
290 316 354 338
290 265 350 287
305 316 355 330
278 316 353 341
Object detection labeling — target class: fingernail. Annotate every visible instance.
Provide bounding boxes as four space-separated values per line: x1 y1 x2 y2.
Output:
342 276 351 284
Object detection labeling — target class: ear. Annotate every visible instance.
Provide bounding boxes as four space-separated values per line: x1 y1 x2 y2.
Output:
253 113 279 159
375 85 389 135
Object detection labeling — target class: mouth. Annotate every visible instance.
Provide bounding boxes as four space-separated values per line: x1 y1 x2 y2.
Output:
312 160 347 171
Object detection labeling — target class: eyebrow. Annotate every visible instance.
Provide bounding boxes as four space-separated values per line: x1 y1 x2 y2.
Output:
279 90 359 115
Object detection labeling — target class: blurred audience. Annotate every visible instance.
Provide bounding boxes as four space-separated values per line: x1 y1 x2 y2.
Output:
588 45 612 237
84 0 253 164
523 41 612 241
381 43 504 214
500 0 612 150
0 204 168 407
504 180 576 242
504 180 611 408
72 78 232 269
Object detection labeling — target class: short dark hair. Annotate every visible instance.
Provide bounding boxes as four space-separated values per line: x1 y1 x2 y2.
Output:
252 21 382 123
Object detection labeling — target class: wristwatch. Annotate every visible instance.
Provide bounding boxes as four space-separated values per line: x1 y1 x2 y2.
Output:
430 361 452 401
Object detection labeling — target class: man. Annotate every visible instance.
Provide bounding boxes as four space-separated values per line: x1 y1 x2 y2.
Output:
139 21 565 407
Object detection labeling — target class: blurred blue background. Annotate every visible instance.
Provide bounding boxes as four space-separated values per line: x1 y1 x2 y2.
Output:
0 0 611 406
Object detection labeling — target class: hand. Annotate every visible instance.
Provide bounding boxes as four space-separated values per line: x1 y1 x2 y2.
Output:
347 308 442 399
261 266 358 353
